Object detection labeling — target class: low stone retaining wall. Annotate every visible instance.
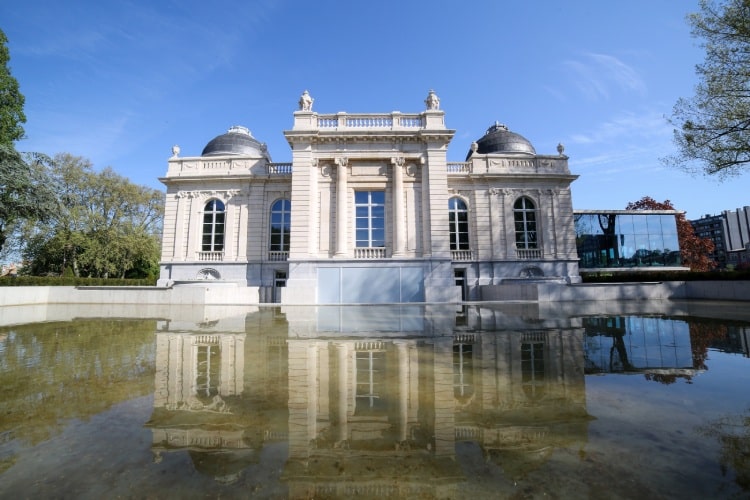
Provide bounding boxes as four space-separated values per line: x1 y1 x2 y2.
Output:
480 280 750 302
0 280 748 310
0 284 260 308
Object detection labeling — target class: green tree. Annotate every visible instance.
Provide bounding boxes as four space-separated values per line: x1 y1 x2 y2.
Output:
0 145 57 253
0 30 56 254
0 28 25 146
626 196 716 271
666 0 750 177
23 154 163 278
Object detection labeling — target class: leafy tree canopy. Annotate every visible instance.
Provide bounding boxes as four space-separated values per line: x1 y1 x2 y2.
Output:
0 28 25 146
0 145 57 253
626 196 716 271
21 154 164 279
666 0 750 177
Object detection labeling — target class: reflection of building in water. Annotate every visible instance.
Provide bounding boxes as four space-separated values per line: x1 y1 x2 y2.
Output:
451 309 589 480
146 311 289 484
146 305 591 491
282 305 590 495
583 316 700 380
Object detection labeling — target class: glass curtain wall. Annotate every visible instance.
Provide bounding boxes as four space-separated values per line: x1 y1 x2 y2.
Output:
575 213 681 269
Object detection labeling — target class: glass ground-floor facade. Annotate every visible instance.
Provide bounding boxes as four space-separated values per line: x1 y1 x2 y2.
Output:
574 210 682 270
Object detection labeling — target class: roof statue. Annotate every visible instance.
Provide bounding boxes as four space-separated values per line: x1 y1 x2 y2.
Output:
171 144 180 158
424 89 440 110
298 90 314 111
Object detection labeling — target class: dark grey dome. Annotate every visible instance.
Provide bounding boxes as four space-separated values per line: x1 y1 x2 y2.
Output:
466 122 536 159
202 126 270 159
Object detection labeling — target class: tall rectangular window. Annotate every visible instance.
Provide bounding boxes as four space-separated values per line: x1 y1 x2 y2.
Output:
449 197 470 250
355 191 385 248
202 200 225 252
355 350 387 416
269 199 291 252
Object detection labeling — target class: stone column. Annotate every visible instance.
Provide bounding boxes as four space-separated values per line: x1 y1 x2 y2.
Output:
395 341 409 442
335 342 349 444
173 192 187 261
392 157 406 256
335 157 348 257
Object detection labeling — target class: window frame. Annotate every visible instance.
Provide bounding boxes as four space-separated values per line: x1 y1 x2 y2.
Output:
354 190 386 248
514 196 538 250
201 199 226 252
269 198 291 252
448 197 470 251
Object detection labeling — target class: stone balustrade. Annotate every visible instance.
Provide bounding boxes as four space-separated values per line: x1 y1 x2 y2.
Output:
197 251 224 262
451 250 475 261
354 247 387 259
267 251 289 261
316 112 423 129
447 162 472 173
516 248 543 259
167 159 292 177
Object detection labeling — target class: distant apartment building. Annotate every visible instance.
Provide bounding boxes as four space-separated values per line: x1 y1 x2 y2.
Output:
690 207 750 269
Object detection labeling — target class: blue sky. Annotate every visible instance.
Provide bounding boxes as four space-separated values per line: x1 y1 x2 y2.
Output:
1 0 746 219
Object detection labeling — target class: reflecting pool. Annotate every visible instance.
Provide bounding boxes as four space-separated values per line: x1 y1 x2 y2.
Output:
1 301 749 498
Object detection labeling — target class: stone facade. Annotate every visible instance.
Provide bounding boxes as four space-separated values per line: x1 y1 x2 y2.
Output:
157 91 581 303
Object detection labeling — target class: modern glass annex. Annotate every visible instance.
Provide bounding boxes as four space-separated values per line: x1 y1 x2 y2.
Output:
574 211 682 269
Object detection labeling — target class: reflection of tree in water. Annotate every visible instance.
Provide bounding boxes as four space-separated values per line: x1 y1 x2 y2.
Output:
643 373 680 385
699 408 750 492
609 332 633 372
688 320 729 371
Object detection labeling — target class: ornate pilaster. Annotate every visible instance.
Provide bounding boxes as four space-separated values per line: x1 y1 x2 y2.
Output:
392 156 406 256
335 157 348 257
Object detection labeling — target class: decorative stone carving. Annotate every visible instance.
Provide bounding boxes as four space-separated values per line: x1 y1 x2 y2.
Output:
405 163 417 177
298 90 314 111
171 145 180 157
336 156 348 167
489 188 502 196
470 141 478 155
424 89 440 110
557 143 565 155
197 268 221 280
320 164 332 177
391 156 405 167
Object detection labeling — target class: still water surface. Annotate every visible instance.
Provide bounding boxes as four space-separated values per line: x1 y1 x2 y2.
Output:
0 301 749 499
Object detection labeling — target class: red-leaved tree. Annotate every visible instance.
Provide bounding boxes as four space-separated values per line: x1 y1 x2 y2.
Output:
626 196 716 271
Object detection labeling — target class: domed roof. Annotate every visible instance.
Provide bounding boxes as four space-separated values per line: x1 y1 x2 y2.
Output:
466 122 536 159
201 125 270 159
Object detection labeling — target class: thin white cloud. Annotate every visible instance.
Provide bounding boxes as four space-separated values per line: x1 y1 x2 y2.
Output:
569 110 670 145
561 52 647 101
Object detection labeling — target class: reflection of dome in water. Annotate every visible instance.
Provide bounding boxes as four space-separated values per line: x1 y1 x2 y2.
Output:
201 125 271 160
189 449 258 484
466 122 536 159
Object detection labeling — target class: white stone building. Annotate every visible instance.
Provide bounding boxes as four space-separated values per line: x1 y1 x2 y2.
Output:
157 91 580 303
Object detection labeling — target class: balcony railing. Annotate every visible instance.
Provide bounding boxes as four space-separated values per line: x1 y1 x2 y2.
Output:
267 251 289 261
451 250 475 261
447 162 472 173
354 247 386 259
267 163 292 175
316 113 423 129
516 248 543 259
197 251 224 262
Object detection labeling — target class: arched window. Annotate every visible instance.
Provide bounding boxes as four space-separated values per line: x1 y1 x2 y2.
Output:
448 197 470 250
202 199 225 252
514 197 537 249
270 199 291 252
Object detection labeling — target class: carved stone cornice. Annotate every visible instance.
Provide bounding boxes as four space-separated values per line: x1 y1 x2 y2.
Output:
176 189 241 200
